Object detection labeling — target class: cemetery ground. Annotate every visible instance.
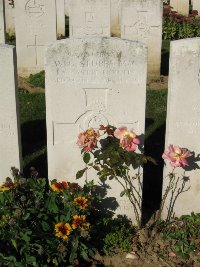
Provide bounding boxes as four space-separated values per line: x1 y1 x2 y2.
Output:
14 72 200 266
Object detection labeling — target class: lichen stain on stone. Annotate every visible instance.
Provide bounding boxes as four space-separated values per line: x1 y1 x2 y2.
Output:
80 41 89 65
117 51 122 64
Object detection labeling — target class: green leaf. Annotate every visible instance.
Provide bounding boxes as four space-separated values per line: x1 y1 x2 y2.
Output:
76 168 87 179
120 190 126 197
93 165 100 171
83 153 90 164
42 221 50 231
11 239 17 251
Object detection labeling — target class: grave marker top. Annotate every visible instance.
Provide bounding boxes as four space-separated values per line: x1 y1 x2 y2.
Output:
45 37 147 221
121 0 163 77
15 0 57 77
0 44 22 180
163 38 200 217
0 0 6 43
69 0 111 37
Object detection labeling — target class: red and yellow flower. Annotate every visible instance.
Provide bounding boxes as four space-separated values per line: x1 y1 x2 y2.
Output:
72 215 90 230
51 181 68 192
55 222 72 240
0 181 16 192
74 196 89 210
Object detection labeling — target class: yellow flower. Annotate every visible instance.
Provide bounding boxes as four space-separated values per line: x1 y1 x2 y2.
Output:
74 196 89 210
51 181 68 192
55 222 72 240
72 215 90 230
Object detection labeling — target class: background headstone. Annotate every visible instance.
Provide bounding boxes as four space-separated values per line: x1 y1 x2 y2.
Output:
121 0 163 77
5 0 15 35
193 0 200 15
56 0 65 37
15 0 57 77
69 0 111 37
45 37 147 222
0 44 22 181
170 0 189 15
64 0 70 16
0 0 6 43
163 38 200 218
111 0 121 37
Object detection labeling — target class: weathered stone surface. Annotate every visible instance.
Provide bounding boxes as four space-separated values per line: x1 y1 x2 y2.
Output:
0 44 22 181
0 0 5 43
121 0 163 77
193 0 200 15
111 0 121 37
69 0 110 37
64 0 70 16
5 0 15 34
15 0 57 77
163 38 200 218
56 0 65 37
45 37 147 221
170 0 189 15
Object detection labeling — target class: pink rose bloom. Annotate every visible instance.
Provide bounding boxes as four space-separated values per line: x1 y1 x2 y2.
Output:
162 144 192 168
114 126 140 152
77 128 100 152
168 251 177 257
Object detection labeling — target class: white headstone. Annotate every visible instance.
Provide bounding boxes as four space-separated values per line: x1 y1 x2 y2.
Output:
121 0 163 77
56 0 65 37
5 0 15 35
193 0 200 15
45 37 147 222
111 0 121 37
15 0 57 77
64 0 70 16
170 0 189 15
0 44 22 181
0 0 6 43
163 38 200 218
69 0 111 37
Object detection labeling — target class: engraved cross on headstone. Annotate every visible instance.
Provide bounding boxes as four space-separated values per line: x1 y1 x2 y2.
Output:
123 9 160 39
27 35 45 65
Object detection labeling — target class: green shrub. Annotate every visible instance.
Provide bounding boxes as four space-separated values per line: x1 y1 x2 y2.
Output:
28 71 45 89
92 216 134 255
0 168 96 266
163 6 200 40
162 213 200 261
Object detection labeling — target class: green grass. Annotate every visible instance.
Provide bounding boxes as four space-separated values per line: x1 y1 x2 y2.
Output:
28 71 45 89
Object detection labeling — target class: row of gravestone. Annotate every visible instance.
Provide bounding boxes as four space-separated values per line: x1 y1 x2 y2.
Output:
170 0 200 16
4 0 200 37
0 36 200 223
1 0 163 77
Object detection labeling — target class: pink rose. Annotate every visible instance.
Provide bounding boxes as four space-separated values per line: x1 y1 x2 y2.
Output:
162 144 192 168
77 128 100 152
114 126 140 152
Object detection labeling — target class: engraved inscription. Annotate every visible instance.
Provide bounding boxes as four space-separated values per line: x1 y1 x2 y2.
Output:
175 121 200 134
0 124 15 136
27 35 45 65
54 53 137 84
25 0 45 18
117 199 134 211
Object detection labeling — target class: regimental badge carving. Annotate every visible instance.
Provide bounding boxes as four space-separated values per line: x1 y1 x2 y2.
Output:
25 0 45 18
